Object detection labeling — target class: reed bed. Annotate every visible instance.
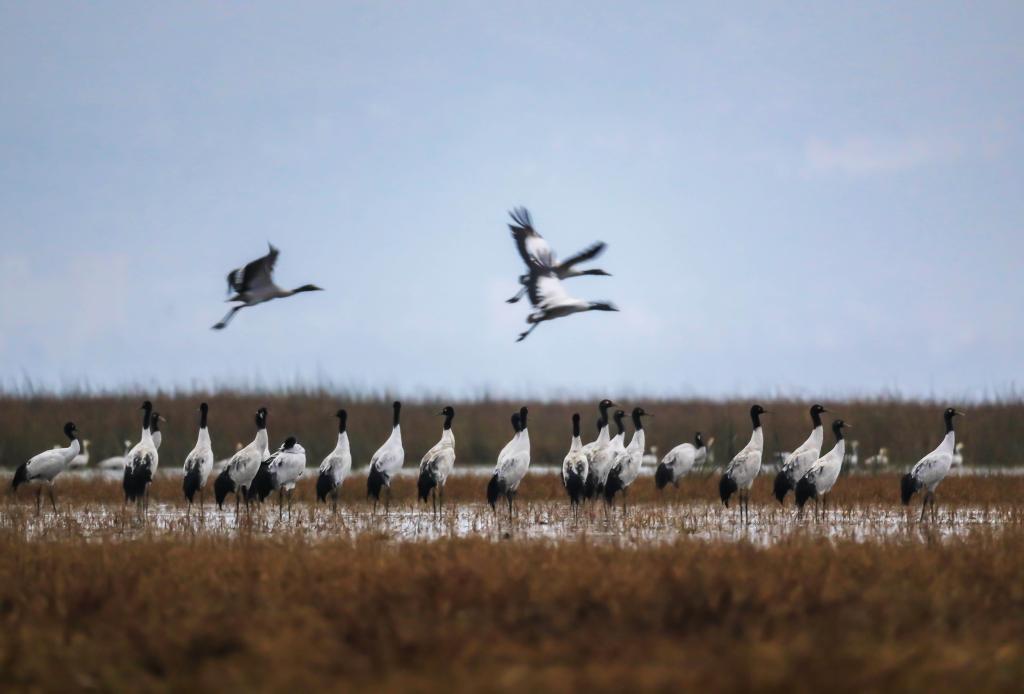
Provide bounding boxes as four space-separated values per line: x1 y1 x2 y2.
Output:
3 474 1024 691
1 392 1022 474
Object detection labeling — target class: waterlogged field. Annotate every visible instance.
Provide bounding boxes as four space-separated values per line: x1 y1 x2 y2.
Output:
2 470 1024 691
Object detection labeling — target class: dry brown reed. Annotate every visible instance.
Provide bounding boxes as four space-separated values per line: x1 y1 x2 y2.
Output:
1 392 1021 473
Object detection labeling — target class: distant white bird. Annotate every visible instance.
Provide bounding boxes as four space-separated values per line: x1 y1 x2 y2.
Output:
952 442 965 468
505 207 611 304
267 437 307 519
901 408 965 521
366 401 405 512
123 401 160 514
772 404 827 504
561 413 589 520
11 422 82 514
582 399 616 499
655 432 709 490
795 420 850 518
590 409 627 497
865 447 890 469
417 406 456 515
98 440 132 471
487 407 531 519
604 407 652 509
182 402 214 516
515 258 619 342
68 439 90 469
719 405 768 523
316 410 352 513
214 407 269 514
843 440 860 469
212 243 323 329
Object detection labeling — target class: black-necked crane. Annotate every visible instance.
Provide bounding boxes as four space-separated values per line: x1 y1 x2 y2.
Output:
655 432 709 490
772 404 827 504
487 407 531 520
561 413 588 521
316 410 352 513
367 401 405 513
604 407 652 511
182 402 214 518
795 419 850 519
582 399 616 499
901 408 965 521
212 243 323 329
514 258 618 342
214 407 269 514
11 421 82 514
417 406 456 516
123 401 160 515
719 404 768 523
505 207 611 304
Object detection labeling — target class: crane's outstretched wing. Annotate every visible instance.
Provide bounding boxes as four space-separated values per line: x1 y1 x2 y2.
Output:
227 243 279 295
558 241 606 271
509 208 555 268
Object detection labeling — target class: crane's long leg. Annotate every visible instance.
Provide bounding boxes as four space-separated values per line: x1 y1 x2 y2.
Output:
212 304 245 330
920 493 928 522
516 322 541 342
278 489 284 521
505 286 527 304
36 487 42 516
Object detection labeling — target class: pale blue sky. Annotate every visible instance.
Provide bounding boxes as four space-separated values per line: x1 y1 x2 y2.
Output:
1 2 1021 398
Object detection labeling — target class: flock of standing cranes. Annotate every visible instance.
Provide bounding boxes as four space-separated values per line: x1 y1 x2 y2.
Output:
10 399 964 523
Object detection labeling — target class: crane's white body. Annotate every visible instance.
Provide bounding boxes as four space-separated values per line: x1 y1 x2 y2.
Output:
23 440 81 484
420 428 456 489
908 431 956 494
369 425 404 486
269 443 307 491
562 432 589 487
611 426 645 490
780 425 824 484
800 438 847 497
183 426 214 491
724 427 764 491
660 442 708 485
493 426 530 493
319 432 352 491
225 428 269 490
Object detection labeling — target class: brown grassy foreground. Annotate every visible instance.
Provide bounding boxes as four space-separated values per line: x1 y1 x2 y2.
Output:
2 475 1024 691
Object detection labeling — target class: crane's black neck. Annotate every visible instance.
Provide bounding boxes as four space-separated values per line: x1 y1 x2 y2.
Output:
256 408 268 431
613 411 625 436
151 414 162 433
832 421 845 441
596 419 604 435
694 432 704 448
511 413 522 434
199 403 209 429
337 411 348 434
392 401 401 428
810 406 823 428
519 407 528 431
750 410 762 430
944 411 956 434
141 403 152 430
632 409 644 431
572 414 581 438
443 409 454 431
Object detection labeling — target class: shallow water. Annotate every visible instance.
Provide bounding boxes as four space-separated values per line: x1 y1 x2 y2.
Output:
4 495 1018 548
